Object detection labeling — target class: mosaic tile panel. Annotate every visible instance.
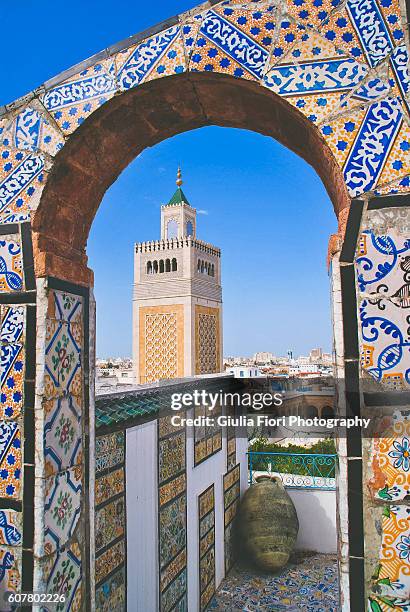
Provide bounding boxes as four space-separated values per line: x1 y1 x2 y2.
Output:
95 431 124 473
223 464 240 574
189 10 270 81
0 510 22 546
0 147 45 223
44 466 83 555
199 484 215 611
45 317 82 399
41 59 117 136
44 396 82 476
42 540 82 611
372 410 410 501
1 103 64 157
116 25 186 92
94 430 126 598
0 421 21 499
194 403 222 466
95 466 124 507
1 305 25 420
0 545 21 594
95 539 125 586
95 566 126 612
159 431 186 483
158 415 187 611
371 505 410 601
0 236 23 293
95 496 126 553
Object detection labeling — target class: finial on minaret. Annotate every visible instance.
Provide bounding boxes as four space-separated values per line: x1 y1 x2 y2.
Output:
176 166 183 187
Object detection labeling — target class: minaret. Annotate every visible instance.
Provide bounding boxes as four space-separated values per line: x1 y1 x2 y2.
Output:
132 168 223 384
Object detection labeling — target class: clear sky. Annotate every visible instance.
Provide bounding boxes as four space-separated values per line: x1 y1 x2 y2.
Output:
2 1 337 358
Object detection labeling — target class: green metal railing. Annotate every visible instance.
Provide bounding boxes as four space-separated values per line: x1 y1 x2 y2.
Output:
248 452 337 490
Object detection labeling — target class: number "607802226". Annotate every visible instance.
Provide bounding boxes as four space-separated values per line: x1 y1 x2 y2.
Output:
7 592 66 603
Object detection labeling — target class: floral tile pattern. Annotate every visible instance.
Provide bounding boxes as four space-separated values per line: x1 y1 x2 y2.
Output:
95 496 125 553
44 396 82 476
0 510 22 546
372 411 410 501
42 540 82 612
44 466 82 555
158 415 187 611
372 505 410 601
45 318 82 399
40 59 117 136
0 421 21 499
95 566 126 612
0 236 23 293
95 431 124 473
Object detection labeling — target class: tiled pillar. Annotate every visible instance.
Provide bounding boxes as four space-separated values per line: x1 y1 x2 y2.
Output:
33 279 91 611
354 196 410 609
0 223 36 609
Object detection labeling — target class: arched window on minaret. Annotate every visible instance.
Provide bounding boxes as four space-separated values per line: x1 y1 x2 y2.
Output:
171 258 177 272
186 221 193 237
146 261 152 274
153 261 158 274
159 260 164 273
167 219 178 239
165 259 171 272
211 264 215 277
200 261 204 273
197 259 201 272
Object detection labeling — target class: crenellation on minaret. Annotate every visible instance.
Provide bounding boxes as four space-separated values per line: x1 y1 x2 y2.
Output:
132 168 223 384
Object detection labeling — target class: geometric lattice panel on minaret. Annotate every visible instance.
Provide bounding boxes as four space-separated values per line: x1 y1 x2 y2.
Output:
144 313 178 383
196 311 218 374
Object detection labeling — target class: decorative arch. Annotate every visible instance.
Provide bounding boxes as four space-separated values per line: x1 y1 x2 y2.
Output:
0 0 409 609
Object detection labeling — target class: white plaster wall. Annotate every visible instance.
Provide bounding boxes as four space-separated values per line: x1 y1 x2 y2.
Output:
126 422 158 612
125 416 248 612
288 488 337 554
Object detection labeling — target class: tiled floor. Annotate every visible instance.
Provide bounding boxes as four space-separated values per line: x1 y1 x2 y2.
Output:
211 552 339 611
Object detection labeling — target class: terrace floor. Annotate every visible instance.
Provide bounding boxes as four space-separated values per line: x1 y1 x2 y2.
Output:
210 552 339 611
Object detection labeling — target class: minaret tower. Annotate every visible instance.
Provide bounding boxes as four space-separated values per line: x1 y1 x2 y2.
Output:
133 169 223 384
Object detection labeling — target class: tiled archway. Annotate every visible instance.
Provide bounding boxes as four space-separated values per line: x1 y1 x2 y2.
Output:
0 0 409 610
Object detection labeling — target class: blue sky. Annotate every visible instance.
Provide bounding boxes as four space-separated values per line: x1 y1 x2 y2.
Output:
2 1 337 358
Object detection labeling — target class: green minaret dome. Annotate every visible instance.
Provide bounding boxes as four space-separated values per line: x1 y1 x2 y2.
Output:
168 186 190 206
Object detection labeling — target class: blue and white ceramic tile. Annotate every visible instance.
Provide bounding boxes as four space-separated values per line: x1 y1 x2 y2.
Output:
0 421 22 499
1 104 64 158
0 148 45 223
44 466 82 555
40 59 117 135
359 297 410 386
189 10 270 80
45 320 82 399
0 306 24 345
356 229 410 298
0 544 21 594
0 510 22 547
343 97 404 196
48 290 83 324
44 396 82 476
116 26 186 92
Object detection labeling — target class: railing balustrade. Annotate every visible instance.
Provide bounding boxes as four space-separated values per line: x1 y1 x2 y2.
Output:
248 451 337 490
